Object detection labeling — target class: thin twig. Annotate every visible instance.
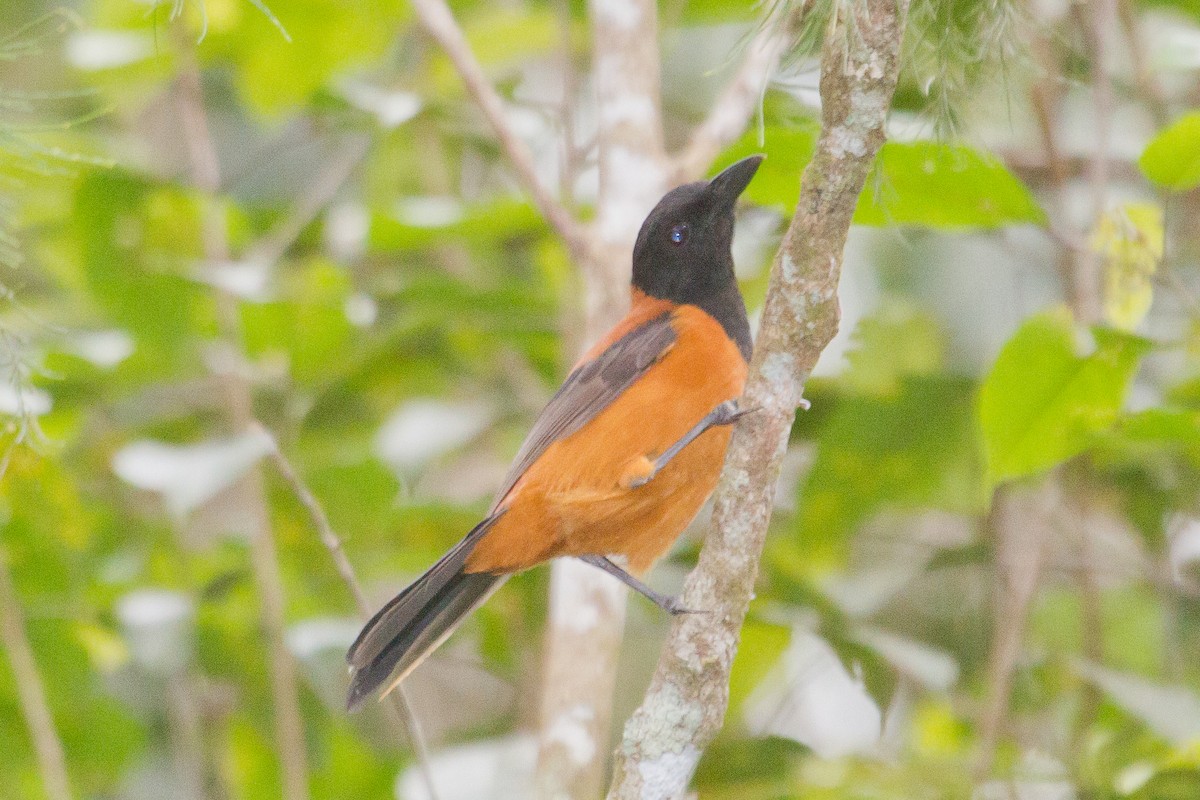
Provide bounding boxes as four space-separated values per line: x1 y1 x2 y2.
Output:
607 2 910 795
1029 67 1079 305
1070 486 1105 756
974 484 1052 779
672 23 785 182
1068 1 1118 763
257 426 441 800
553 0 579 207
260 429 369 612
244 135 372 268
408 0 590 262
166 675 210 800
1069 0 1117 325
1117 0 1169 128
0 537 74 800
172 25 311 800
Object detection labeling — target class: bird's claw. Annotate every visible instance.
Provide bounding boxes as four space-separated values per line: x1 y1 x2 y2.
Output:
663 598 705 616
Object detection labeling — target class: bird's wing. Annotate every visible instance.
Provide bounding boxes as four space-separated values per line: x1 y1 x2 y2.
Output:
491 311 677 507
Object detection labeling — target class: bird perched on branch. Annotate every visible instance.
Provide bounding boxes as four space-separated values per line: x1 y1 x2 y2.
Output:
346 155 763 710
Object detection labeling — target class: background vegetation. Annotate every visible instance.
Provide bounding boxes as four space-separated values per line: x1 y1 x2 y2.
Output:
0 0 1198 798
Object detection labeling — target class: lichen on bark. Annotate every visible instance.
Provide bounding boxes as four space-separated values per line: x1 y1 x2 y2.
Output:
606 2 912 797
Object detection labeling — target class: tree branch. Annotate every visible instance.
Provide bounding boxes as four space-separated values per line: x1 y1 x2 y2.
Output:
256 426 440 800
606 2 910 796
1117 0 1169 128
174 31 440 799
536 2 671 797
1067 0 1116 325
973 483 1051 778
0 538 74 800
244 135 372 269
672 23 785 182
408 0 591 262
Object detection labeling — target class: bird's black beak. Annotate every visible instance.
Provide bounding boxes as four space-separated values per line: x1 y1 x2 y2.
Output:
707 155 764 211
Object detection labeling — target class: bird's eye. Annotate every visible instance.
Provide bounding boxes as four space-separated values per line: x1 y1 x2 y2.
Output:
669 224 689 246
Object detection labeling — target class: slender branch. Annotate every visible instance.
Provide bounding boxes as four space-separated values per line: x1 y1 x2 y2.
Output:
172 27 310 800
175 32 438 798
1070 487 1105 754
408 0 591 262
244 135 372 268
973 483 1052 779
1086 0 1116 328
1068 0 1116 325
553 0 580 206
166 675 209 800
1028 49 1080 302
606 2 910 796
0 539 74 800
1000 149 1141 189
536 2 671 797
256 426 441 800
260 430 370 612
1117 0 1169 128
672 23 785 182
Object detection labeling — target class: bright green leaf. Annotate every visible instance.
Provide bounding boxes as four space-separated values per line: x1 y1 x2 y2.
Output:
728 618 791 713
1094 407 1200 471
1139 111 1200 191
979 308 1149 487
715 124 818 209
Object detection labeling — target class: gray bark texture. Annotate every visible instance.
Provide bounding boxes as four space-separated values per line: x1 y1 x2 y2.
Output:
606 2 911 797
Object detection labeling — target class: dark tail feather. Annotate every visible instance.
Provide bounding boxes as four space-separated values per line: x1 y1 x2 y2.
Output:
345 515 504 711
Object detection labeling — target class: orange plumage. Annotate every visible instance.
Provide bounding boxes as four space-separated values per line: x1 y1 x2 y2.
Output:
346 156 763 710
467 295 747 576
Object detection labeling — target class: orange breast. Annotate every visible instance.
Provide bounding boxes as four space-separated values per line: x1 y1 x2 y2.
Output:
465 304 748 576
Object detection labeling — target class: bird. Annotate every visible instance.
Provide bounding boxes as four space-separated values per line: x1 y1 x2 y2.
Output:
346 155 763 711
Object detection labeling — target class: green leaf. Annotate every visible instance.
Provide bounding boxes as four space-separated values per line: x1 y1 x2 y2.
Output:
798 376 983 553
728 618 791 713
1131 769 1200 800
1139 111 1200 191
1093 407 1200 473
714 124 818 210
855 141 1047 228
842 300 946 395
1122 407 1200 443
979 308 1149 487
368 196 545 253
240 258 353 383
693 736 803 794
73 171 198 359
207 0 409 114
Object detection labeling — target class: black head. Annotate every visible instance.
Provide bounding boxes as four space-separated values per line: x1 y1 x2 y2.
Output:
632 155 763 360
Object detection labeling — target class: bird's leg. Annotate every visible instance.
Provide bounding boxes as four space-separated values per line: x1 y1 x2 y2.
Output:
627 399 751 490
579 555 697 615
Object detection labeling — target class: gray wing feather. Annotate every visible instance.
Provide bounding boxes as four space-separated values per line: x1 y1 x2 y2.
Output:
491 312 676 507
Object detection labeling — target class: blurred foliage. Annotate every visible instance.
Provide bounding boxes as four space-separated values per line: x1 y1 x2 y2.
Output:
0 1 1198 800
1139 111 1200 191
980 309 1148 487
